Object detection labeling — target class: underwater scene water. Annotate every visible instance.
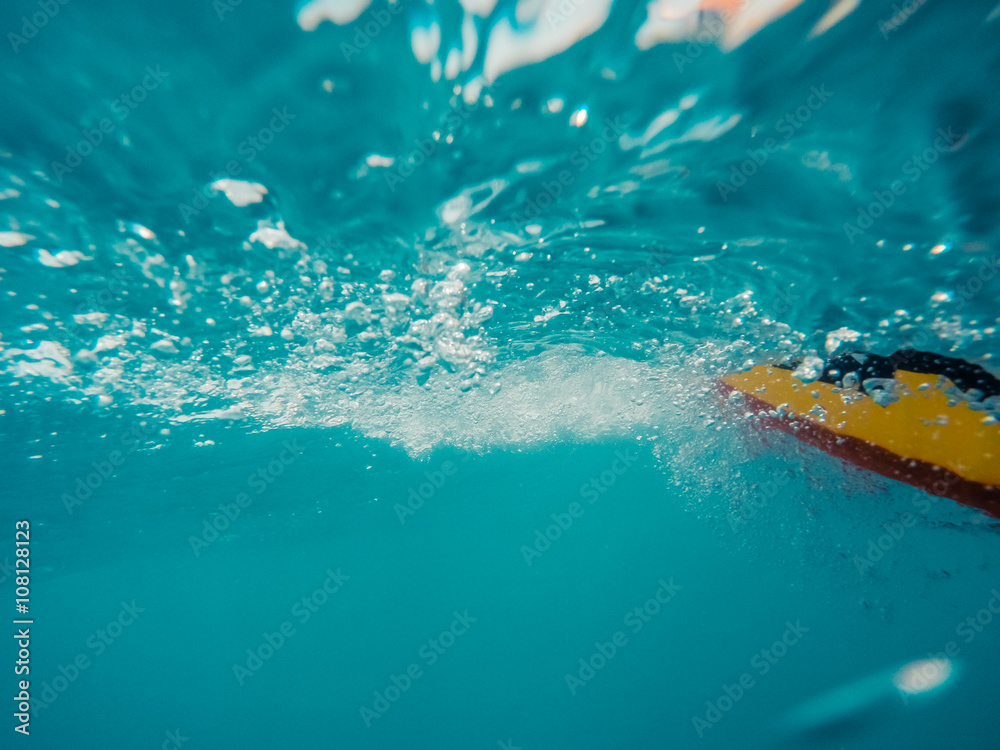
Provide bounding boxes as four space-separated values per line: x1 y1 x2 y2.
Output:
2 0 1000 747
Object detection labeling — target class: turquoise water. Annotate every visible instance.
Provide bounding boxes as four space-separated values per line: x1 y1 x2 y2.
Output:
2 0 1000 747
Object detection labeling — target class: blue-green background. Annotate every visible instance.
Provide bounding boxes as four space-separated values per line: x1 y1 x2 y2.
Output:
3 0 1000 747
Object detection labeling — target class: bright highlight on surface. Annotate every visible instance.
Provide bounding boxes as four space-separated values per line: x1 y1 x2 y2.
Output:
892 658 954 695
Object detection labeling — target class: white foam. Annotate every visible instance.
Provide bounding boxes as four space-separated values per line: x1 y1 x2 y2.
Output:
638 114 742 159
459 0 498 17
211 179 268 207
411 23 441 64
437 179 508 225
482 0 614 82
809 0 860 38
248 345 696 455
248 220 307 250
38 249 87 267
633 0 858 52
5 341 74 381
620 108 679 151
0 231 33 247
634 0 702 51
297 0 372 29
461 12 479 71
